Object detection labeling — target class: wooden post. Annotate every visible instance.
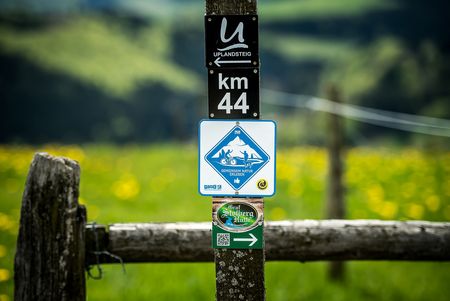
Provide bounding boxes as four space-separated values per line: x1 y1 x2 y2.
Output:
206 1 265 300
213 198 265 301
14 153 86 301
325 85 346 281
207 0 257 14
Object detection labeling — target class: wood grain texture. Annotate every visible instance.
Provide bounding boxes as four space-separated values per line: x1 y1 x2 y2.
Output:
214 248 265 300
265 220 450 261
206 0 257 15
86 220 450 263
14 153 86 301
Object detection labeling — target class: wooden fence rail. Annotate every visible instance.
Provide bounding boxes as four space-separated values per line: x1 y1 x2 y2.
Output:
86 220 450 265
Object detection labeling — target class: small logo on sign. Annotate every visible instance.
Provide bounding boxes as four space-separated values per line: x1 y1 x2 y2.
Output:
204 184 222 191
218 17 248 51
217 202 258 231
257 179 268 190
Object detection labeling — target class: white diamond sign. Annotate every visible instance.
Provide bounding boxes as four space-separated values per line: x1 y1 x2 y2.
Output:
199 120 276 197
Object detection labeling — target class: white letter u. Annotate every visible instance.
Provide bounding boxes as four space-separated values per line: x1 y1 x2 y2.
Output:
218 17 248 51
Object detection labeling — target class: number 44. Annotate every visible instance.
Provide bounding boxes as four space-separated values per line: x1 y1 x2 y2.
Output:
218 92 249 114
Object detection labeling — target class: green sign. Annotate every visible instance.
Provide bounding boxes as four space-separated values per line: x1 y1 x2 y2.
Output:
212 223 263 249
212 201 264 249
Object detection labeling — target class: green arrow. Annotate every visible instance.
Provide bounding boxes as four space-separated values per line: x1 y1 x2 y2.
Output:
233 233 257 246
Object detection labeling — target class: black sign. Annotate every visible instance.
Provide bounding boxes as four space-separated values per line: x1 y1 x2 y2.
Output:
205 15 259 68
208 68 259 119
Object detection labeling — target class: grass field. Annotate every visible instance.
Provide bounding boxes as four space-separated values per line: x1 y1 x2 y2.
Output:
0 144 449 300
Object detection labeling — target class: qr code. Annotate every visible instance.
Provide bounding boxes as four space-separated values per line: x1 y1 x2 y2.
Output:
217 233 230 247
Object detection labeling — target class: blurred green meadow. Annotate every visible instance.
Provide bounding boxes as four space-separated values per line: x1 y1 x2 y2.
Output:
0 144 449 301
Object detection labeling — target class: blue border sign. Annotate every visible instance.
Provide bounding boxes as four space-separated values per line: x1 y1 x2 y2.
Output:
199 120 276 197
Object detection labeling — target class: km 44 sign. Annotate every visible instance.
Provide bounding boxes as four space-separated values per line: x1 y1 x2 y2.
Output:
208 69 259 119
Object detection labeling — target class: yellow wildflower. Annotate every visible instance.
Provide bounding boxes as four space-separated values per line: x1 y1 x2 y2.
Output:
0 213 15 230
425 195 440 212
65 146 85 163
0 269 10 282
112 174 140 200
378 201 398 219
277 162 297 180
366 185 384 203
0 294 10 301
405 204 424 220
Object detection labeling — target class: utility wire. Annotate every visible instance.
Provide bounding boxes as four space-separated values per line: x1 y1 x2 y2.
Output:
261 89 450 137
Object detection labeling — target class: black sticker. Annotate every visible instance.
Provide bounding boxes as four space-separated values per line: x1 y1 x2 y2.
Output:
205 15 259 68
208 68 260 119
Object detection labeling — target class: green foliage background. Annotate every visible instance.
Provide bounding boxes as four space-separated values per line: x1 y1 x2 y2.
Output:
0 145 449 300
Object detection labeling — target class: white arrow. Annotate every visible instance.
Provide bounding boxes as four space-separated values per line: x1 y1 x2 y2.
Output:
233 233 258 246
214 57 252 67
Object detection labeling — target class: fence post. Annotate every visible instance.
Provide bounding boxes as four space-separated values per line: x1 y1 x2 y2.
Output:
205 0 265 300
14 153 86 301
325 84 346 281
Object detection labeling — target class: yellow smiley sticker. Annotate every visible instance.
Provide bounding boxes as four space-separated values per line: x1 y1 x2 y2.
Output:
257 179 268 190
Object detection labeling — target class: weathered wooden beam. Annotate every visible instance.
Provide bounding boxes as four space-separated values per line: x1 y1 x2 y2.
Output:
86 223 211 263
266 220 450 261
86 220 450 264
15 153 86 301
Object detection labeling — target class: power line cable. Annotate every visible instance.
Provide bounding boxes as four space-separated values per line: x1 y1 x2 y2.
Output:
262 89 450 137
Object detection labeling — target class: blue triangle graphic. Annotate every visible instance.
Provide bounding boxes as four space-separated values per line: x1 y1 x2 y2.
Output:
205 125 269 190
